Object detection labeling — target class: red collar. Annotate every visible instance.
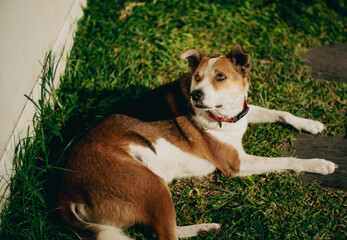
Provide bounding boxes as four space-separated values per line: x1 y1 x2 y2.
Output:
208 100 249 127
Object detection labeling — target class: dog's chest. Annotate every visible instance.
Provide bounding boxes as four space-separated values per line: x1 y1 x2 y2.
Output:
205 118 248 154
127 118 247 183
129 138 216 183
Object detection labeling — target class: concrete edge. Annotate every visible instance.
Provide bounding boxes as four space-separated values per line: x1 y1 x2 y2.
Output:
0 0 87 213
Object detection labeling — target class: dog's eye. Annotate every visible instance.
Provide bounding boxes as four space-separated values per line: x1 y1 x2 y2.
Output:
215 73 226 81
195 74 200 82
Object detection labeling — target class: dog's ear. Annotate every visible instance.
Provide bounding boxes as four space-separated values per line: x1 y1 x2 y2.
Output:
227 44 251 75
180 49 205 72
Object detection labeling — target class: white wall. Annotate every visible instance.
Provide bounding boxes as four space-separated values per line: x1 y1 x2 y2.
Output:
0 0 87 209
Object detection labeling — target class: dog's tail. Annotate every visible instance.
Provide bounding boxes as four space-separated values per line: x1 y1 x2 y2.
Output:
59 200 221 240
59 201 132 240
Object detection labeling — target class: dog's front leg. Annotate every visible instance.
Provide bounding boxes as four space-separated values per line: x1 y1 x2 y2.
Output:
237 154 337 177
247 105 325 134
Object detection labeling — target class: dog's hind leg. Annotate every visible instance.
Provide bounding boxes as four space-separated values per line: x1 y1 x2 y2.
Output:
247 105 325 134
147 183 178 240
148 180 221 239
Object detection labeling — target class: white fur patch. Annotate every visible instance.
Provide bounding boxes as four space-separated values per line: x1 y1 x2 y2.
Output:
98 225 132 240
206 57 220 75
190 57 221 108
176 223 221 238
129 138 216 183
205 118 247 153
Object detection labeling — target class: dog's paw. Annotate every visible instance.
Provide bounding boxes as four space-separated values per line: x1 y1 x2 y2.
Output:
298 158 338 175
296 119 325 135
176 223 221 238
198 223 221 237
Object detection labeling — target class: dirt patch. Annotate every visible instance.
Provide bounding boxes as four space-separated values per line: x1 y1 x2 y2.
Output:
304 44 347 83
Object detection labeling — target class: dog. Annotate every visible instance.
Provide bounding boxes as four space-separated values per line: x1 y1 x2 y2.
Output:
58 44 337 240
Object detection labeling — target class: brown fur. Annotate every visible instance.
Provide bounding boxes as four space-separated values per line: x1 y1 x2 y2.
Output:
58 73 240 239
210 57 248 91
191 56 247 97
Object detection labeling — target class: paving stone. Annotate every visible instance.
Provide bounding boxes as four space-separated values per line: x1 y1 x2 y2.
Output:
304 44 347 83
290 44 347 190
284 134 347 190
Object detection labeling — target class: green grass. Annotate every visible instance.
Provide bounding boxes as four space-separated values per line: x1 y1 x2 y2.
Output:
1 0 346 239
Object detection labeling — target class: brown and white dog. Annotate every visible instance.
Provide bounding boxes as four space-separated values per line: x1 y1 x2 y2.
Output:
58 44 337 240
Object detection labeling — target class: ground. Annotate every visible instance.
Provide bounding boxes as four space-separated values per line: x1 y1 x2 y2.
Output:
285 44 347 190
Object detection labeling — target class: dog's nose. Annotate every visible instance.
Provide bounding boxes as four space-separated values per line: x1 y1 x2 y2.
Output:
191 90 204 101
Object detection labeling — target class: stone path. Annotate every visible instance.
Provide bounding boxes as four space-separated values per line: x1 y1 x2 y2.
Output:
285 44 346 190
284 134 346 190
304 44 347 83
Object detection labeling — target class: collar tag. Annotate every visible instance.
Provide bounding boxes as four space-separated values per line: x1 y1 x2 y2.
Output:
218 119 222 128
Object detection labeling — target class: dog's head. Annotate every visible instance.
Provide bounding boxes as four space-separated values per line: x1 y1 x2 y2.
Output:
181 44 251 111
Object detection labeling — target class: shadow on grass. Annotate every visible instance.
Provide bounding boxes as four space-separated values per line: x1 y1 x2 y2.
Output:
0 52 154 239
45 85 153 209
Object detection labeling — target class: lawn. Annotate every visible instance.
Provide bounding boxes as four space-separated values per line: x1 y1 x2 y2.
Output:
1 0 346 239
